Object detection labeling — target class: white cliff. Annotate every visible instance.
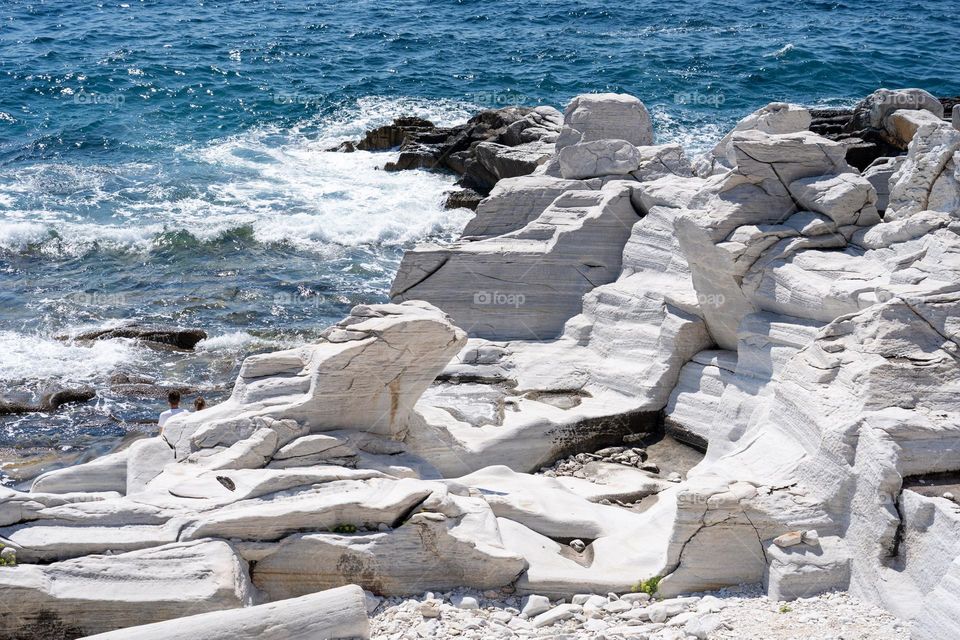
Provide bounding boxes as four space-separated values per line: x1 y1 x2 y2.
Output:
1 88 958 640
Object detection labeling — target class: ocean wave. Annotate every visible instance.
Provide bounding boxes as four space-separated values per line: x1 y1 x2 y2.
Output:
195 331 288 353
766 43 797 59
0 331 137 385
0 97 476 258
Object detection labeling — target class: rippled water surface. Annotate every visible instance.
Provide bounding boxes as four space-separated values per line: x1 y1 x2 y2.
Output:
1 0 958 481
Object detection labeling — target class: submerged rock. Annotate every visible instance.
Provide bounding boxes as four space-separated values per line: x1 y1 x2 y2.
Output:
71 323 208 350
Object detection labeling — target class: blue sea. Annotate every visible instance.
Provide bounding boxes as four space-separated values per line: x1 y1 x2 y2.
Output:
1 0 958 481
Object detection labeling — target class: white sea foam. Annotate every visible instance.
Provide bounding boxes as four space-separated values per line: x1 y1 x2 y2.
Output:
195 331 287 353
0 331 136 384
0 97 475 256
767 43 796 58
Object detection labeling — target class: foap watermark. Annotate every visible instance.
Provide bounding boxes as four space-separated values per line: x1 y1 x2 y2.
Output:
272 92 327 107
67 292 127 306
73 89 125 107
674 91 725 108
468 91 532 108
473 291 525 308
273 291 324 308
697 292 726 309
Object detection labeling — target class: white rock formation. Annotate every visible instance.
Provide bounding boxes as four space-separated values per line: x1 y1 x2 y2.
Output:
888 120 960 216
82 585 371 640
391 183 640 340
161 301 466 458
848 87 944 132
555 93 653 151
0 540 253 637
4 90 959 640
693 102 812 176
558 139 641 179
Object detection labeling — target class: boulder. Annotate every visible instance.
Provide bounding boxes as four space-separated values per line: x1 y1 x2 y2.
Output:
31 449 128 495
251 493 526 598
887 121 960 217
81 585 370 640
694 102 812 176
885 108 946 147
391 183 639 340
0 540 253 637
556 93 653 151
161 302 466 458
848 88 944 133
470 141 553 188
558 139 641 179
788 172 880 226
71 323 207 350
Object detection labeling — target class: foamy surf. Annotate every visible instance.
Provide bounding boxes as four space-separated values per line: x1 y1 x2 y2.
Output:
0 97 477 257
0 331 138 385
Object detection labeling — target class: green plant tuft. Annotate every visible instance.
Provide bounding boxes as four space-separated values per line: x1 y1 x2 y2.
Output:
631 575 661 596
332 523 358 534
779 604 793 614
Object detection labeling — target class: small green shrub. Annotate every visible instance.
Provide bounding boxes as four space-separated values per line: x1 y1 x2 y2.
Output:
0 543 15 567
631 575 661 596
779 604 793 614
332 523 358 534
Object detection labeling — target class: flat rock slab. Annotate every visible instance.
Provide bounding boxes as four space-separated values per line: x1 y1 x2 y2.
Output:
0 540 253 637
82 585 370 640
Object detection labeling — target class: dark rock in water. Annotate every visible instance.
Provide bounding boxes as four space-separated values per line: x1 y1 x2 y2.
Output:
445 188 484 211
0 385 96 414
72 324 207 350
341 106 562 202
108 382 200 399
41 386 96 410
356 116 435 151
0 399 35 415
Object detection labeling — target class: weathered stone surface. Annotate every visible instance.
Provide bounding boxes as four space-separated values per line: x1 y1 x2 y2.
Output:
556 93 653 151
678 130 853 349
82 585 371 640
31 449 128 495
558 139 641 179
126 437 174 495
0 540 253 637
462 175 597 239
178 478 433 542
887 121 960 217
251 492 526 598
694 102 811 176
861 156 905 213
392 184 639 340
161 302 466 457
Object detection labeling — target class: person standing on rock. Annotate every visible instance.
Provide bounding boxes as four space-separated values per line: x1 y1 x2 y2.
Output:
158 390 189 426
193 396 206 412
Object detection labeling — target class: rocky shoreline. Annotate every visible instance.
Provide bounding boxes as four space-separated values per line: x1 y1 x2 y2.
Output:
2 88 960 639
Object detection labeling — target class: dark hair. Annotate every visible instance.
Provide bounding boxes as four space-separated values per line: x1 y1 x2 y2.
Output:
193 396 206 411
167 390 181 405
